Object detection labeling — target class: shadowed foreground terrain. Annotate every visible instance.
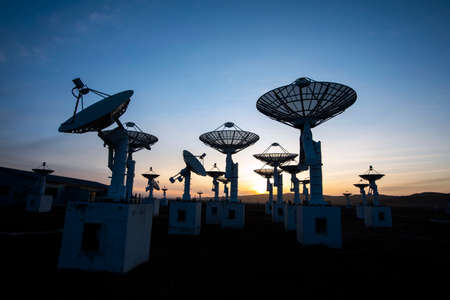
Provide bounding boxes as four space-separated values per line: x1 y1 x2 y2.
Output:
1 202 449 299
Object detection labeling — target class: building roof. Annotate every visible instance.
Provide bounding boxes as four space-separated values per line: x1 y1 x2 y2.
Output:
0 166 108 191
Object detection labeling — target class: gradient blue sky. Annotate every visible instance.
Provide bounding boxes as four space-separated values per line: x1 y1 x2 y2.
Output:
0 0 449 197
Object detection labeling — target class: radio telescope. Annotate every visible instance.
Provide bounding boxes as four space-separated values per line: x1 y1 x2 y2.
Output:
199 122 259 202
142 167 160 201
206 163 225 201
359 165 385 206
343 191 352 208
257 77 356 205
217 176 230 201
354 180 369 206
254 167 274 213
280 162 308 204
101 122 158 200
26 162 55 212
299 178 310 202
58 78 139 202
169 150 206 201
254 143 297 203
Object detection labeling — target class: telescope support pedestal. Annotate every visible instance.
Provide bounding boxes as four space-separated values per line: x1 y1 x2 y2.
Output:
58 202 153 273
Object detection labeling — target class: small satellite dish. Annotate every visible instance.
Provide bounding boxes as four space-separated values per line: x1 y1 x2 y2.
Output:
32 162 54 176
254 168 274 179
169 150 206 201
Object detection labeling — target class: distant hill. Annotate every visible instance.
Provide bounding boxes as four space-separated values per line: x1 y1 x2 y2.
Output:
239 192 450 208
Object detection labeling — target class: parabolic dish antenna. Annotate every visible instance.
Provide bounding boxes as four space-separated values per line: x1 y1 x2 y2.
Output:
100 129 158 152
206 163 225 179
169 150 206 201
280 163 307 174
199 122 259 154
256 77 357 129
199 122 259 202
183 150 206 176
253 143 297 166
59 82 132 133
256 77 357 205
32 162 54 176
142 167 160 181
254 168 274 178
359 165 385 182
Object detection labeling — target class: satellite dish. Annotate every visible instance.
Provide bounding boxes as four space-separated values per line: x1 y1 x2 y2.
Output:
256 77 357 205
152 180 160 191
199 122 259 202
183 150 206 176
101 129 158 152
207 163 225 201
256 77 357 129
206 163 225 179
59 90 133 133
253 143 297 167
32 162 54 176
254 168 274 178
359 165 385 182
169 150 206 200
358 166 385 206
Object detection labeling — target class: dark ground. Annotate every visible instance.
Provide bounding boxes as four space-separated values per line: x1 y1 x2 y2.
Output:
1 203 449 299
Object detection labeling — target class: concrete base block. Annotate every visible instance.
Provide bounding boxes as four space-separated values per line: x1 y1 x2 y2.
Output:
297 206 343 249
272 202 285 223
356 205 365 219
160 198 168 207
168 201 202 235
205 201 223 225
26 195 53 213
152 198 160 216
265 202 272 215
364 206 392 228
58 202 153 273
284 204 297 231
221 202 245 229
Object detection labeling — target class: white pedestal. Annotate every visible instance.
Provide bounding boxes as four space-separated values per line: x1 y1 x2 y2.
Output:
284 204 297 231
26 195 53 213
272 202 285 223
152 198 160 216
265 201 272 215
221 202 245 229
356 205 365 219
205 201 223 225
364 206 392 228
296 206 343 249
58 202 153 273
168 201 202 235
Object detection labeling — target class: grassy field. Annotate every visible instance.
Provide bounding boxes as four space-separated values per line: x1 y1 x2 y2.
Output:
1 203 449 299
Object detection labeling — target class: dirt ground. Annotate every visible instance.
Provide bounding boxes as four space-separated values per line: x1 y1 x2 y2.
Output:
1 203 449 299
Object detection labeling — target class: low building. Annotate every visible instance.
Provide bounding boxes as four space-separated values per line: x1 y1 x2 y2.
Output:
0 166 108 208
